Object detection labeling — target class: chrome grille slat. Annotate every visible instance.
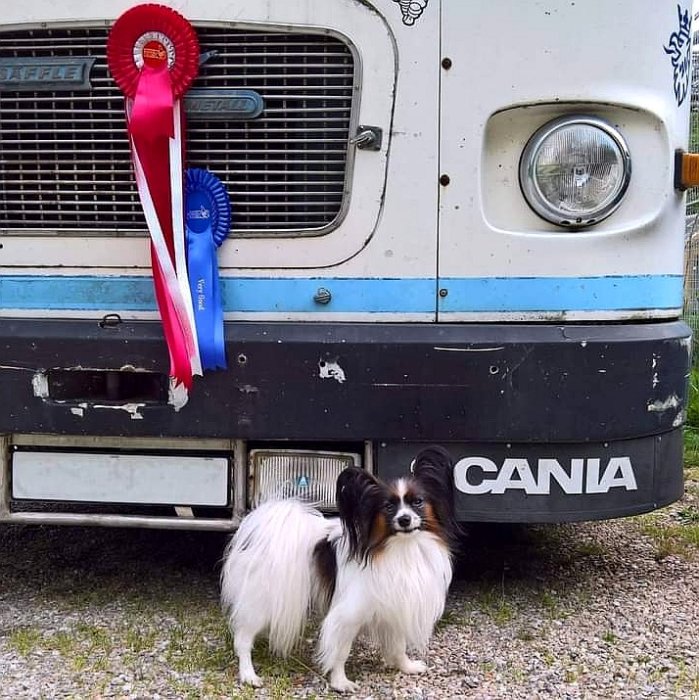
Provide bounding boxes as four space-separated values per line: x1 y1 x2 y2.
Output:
3 189 344 199
2 138 349 150
9 86 354 96
4 112 352 123
5 178 345 186
5 173 345 181
0 157 345 165
4 99 352 113
2 211 336 219
0 25 355 234
0 37 350 48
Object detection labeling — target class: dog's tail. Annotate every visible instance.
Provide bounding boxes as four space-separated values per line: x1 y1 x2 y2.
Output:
221 499 333 656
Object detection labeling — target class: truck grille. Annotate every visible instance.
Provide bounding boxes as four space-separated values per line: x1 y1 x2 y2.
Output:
0 26 355 235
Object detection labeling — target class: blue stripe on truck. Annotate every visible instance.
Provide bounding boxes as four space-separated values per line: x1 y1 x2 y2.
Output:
0 274 683 313
439 275 684 312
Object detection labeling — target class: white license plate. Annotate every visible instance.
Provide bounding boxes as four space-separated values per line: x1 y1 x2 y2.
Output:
12 451 229 506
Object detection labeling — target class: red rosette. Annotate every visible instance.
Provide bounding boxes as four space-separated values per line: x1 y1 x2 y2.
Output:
107 3 199 99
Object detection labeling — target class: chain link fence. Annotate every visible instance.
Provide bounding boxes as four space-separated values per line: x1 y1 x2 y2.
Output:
684 38 699 363
685 46 699 452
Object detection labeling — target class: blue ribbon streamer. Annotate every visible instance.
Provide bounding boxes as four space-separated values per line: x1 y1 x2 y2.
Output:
185 169 231 370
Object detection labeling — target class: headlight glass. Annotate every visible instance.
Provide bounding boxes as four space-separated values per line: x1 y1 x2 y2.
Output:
519 116 631 227
249 449 360 509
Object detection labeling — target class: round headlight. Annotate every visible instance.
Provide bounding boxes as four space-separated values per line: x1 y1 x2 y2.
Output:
519 116 631 228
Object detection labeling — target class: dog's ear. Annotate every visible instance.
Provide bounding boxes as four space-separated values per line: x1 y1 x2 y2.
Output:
412 446 462 552
412 446 453 496
336 467 385 562
336 467 378 509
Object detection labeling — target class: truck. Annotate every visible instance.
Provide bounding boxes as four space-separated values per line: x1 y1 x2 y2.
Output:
0 0 692 529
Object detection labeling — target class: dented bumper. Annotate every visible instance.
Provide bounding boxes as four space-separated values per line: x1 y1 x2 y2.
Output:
0 319 690 442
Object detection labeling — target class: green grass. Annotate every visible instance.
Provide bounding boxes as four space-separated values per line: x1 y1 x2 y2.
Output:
637 427 699 559
683 365 699 465
515 626 537 642
7 626 43 656
602 630 618 645
7 615 247 696
125 625 157 654
678 506 699 523
435 607 468 630
473 587 516 625
684 429 699 468
538 589 563 618
686 371 699 423
639 513 699 560
165 616 233 674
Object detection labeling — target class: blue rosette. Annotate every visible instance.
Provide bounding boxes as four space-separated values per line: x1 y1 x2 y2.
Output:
184 168 231 370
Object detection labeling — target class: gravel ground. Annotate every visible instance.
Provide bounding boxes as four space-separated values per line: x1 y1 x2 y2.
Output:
0 468 698 699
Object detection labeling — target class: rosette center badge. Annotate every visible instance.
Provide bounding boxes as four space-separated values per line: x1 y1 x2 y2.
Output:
133 31 176 70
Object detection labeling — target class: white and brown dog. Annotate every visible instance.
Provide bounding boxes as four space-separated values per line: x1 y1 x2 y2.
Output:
221 446 459 692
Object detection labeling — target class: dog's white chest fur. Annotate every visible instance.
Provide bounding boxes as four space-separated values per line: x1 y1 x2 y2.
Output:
334 531 452 651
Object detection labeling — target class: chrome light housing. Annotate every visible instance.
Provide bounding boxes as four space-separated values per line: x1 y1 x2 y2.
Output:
249 448 360 510
519 115 631 227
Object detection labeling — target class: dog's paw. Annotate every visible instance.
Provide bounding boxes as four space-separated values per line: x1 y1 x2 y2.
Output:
329 672 359 693
398 658 427 674
239 671 263 688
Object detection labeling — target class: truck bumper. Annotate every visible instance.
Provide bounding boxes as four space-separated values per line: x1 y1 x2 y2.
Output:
0 318 690 523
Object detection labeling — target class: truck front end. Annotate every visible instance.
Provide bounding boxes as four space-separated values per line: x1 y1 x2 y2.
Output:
0 0 691 528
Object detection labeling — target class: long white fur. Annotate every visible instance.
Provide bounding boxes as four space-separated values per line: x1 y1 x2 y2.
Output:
220 499 335 686
317 530 452 691
221 497 452 692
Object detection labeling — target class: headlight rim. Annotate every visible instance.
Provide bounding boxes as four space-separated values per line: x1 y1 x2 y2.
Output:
519 114 632 229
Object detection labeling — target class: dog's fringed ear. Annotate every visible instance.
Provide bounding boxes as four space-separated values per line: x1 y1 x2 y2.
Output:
336 467 384 562
412 445 453 496
412 445 463 552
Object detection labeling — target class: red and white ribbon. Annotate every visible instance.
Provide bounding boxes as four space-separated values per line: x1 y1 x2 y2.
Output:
108 4 202 401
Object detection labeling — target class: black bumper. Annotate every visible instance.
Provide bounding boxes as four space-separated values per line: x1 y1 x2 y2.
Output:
0 318 689 522
0 318 689 442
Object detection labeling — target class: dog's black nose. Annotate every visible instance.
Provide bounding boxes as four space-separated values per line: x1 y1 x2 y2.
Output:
397 514 412 529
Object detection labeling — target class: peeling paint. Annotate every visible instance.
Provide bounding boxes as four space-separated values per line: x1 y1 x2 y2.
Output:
32 372 49 398
652 372 659 388
61 400 145 420
680 335 692 360
319 359 346 383
119 364 150 372
237 384 259 394
93 403 145 420
168 380 189 412
373 382 467 388
647 395 680 413
673 410 685 428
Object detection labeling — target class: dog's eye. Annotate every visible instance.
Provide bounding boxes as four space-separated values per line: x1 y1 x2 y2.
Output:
384 501 396 513
412 497 424 508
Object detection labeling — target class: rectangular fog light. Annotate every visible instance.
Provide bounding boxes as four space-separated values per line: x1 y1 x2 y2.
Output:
250 449 361 510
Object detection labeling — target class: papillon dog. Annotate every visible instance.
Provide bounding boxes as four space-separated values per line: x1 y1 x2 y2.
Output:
220 446 460 693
